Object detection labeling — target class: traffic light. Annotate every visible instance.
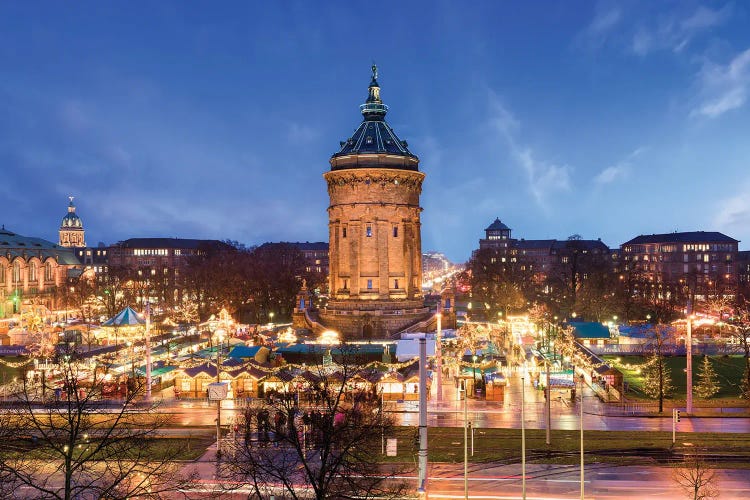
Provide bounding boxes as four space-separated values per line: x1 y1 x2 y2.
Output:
675 410 681 422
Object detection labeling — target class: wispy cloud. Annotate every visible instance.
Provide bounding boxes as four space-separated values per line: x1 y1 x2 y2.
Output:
692 48 750 118
574 2 622 50
593 147 645 185
287 122 320 143
487 92 571 208
631 4 731 56
715 183 750 231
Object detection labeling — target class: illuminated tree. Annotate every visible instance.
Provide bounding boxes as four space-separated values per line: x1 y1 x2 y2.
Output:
694 355 720 400
641 352 674 413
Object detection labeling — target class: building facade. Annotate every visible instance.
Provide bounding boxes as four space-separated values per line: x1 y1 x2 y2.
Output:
0 226 81 318
620 231 739 299
107 237 228 305
317 67 429 339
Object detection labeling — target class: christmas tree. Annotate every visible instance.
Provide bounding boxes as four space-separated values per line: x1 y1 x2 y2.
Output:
641 353 673 404
695 355 720 399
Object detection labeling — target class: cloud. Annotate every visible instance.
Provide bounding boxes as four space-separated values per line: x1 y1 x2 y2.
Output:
715 186 750 230
575 3 622 50
487 92 571 207
631 4 731 56
287 122 320 143
593 147 645 185
692 48 750 118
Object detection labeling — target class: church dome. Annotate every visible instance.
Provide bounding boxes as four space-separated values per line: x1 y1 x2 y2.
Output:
331 65 418 170
60 197 83 228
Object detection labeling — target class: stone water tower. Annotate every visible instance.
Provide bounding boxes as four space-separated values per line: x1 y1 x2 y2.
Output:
318 66 429 339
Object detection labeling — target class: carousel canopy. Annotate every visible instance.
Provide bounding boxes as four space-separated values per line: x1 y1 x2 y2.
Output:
102 306 145 327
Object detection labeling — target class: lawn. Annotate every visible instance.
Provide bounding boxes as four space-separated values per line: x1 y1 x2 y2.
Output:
383 427 750 466
603 355 747 402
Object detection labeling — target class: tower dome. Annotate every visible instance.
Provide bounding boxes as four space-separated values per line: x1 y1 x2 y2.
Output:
331 65 419 171
59 196 86 247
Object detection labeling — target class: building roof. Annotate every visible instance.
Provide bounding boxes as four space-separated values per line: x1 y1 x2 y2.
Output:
114 238 228 250
551 239 610 252
569 321 611 339
260 242 328 252
515 239 556 250
228 345 265 359
0 227 80 265
623 231 738 245
331 66 418 164
485 218 510 232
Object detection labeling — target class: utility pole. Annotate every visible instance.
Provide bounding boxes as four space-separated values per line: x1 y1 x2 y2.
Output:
580 374 584 500
145 301 152 401
464 387 468 500
546 360 551 445
418 337 428 494
436 313 443 402
686 298 694 414
521 375 526 500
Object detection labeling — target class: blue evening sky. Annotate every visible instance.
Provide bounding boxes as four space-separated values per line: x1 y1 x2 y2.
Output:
2 1 749 262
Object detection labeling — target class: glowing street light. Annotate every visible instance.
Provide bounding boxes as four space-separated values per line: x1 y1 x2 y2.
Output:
319 330 340 345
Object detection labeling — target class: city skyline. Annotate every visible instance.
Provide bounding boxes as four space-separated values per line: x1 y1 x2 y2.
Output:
2 1 750 262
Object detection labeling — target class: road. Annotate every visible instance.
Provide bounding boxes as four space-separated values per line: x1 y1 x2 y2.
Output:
156 374 750 433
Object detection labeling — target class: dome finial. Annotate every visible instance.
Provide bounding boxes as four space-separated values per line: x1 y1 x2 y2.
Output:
361 64 387 119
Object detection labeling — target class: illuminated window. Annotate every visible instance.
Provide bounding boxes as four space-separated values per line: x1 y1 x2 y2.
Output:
367 279 373 289
366 225 372 237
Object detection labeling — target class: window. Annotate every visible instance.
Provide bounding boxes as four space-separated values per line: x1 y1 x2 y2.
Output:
343 279 348 289
367 279 373 290
12 262 21 283
393 226 398 237
0 264 4 284
342 227 347 238
366 225 372 237
394 279 399 289
45 262 54 281
28 262 37 281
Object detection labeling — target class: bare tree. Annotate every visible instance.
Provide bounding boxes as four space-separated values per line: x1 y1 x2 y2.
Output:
0 349 196 499
672 457 719 500
221 345 411 499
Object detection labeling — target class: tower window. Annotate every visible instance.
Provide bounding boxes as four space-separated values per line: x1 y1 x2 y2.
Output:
342 227 347 238
366 225 372 237
343 279 348 289
393 226 398 237
367 279 373 290
394 279 399 289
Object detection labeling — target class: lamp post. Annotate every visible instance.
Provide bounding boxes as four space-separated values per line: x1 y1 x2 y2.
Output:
685 297 693 414
579 371 584 500
436 313 443 402
462 386 468 500
144 301 152 401
215 326 226 459
521 374 526 500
